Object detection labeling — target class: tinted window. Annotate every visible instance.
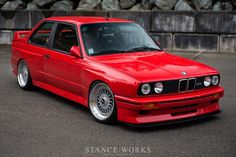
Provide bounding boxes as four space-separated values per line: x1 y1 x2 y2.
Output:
81 23 161 56
52 23 78 53
29 22 54 47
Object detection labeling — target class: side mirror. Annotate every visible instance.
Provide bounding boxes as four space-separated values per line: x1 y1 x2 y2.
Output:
70 46 82 58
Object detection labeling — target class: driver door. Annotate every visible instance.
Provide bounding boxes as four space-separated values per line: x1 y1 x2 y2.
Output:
43 23 83 97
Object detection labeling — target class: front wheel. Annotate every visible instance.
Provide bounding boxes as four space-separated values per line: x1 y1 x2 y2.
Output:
17 60 33 90
89 82 117 124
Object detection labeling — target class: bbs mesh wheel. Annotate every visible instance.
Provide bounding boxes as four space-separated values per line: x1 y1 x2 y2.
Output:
89 82 116 123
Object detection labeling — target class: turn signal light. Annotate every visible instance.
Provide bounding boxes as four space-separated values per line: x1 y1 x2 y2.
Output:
144 103 157 108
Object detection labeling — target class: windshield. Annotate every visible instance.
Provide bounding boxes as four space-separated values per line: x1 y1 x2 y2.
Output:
81 23 161 56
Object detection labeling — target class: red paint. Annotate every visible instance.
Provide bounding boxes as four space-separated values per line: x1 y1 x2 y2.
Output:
11 17 224 125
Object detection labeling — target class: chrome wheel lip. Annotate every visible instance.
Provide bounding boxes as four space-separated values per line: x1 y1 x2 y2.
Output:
17 61 28 87
89 83 115 121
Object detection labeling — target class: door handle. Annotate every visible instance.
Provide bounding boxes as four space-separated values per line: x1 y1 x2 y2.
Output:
44 54 50 59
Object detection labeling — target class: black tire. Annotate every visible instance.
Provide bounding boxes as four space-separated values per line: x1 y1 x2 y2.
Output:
89 82 117 124
17 60 33 90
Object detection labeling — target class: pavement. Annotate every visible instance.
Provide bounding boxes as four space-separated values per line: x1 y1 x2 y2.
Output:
0 45 236 157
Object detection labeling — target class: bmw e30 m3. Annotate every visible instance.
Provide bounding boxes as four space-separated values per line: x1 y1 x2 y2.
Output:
11 16 224 125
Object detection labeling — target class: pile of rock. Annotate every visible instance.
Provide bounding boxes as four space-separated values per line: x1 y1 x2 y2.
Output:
0 0 235 11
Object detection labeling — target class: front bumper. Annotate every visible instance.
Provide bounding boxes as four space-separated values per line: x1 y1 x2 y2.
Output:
115 86 224 125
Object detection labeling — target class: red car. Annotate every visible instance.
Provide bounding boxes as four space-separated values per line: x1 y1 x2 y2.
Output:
11 16 224 125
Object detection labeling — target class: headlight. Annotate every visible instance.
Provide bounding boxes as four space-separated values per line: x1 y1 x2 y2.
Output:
204 76 211 87
141 83 151 95
212 75 219 85
154 82 163 93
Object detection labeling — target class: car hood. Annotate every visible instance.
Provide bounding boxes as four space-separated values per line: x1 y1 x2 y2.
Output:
89 51 218 82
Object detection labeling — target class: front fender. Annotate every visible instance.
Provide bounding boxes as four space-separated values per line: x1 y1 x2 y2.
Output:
80 59 141 105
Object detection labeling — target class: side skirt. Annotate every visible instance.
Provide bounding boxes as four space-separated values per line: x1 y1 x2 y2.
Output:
33 80 87 107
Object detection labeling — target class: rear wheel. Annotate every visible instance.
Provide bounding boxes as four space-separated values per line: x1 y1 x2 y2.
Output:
17 60 33 90
89 82 116 124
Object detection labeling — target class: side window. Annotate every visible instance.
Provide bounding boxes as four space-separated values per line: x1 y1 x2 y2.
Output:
52 23 79 53
29 22 54 47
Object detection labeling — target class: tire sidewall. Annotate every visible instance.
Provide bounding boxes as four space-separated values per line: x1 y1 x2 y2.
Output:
17 60 32 90
89 82 117 124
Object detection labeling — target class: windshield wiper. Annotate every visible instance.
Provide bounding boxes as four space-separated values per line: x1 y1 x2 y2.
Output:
90 46 160 56
125 46 160 52
90 50 124 56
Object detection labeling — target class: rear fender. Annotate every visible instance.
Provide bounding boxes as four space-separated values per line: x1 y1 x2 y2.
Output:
13 31 31 43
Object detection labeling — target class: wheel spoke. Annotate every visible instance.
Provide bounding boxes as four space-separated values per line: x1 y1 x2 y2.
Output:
17 61 29 87
89 83 115 121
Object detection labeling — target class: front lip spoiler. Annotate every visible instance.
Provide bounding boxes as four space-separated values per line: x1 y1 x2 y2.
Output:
121 110 221 128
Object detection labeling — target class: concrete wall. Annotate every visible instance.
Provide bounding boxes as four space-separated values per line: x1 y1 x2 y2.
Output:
0 10 236 53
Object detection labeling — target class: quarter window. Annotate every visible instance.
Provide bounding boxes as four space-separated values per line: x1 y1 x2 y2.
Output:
29 22 54 47
52 23 78 53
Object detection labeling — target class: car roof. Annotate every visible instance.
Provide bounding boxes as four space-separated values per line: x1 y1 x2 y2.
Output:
45 16 133 25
